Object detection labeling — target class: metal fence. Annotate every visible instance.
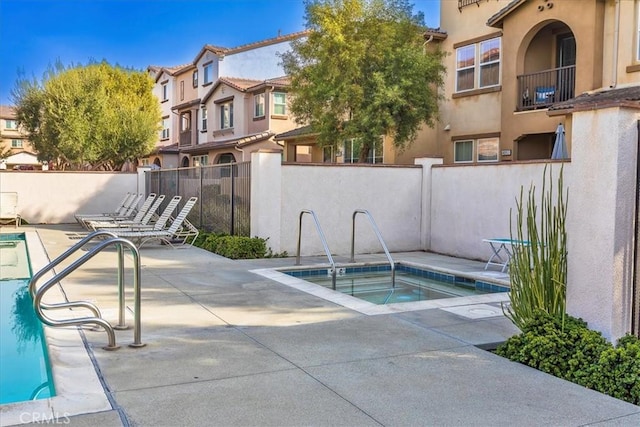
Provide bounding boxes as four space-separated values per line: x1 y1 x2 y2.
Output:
145 162 251 236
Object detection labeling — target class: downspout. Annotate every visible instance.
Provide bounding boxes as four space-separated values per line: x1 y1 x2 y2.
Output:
610 0 620 88
234 145 245 162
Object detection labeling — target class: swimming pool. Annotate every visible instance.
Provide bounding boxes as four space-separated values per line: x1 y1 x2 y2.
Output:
0 233 56 405
283 263 508 304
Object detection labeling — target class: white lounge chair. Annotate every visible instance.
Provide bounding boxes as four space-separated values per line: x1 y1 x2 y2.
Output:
111 197 199 248
99 195 182 234
0 192 21 228
75 192 142 224
84 194 163 230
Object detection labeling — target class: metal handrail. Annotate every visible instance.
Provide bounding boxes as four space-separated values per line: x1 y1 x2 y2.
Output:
30 231 143 350
296 210 337 290
351 209 396 288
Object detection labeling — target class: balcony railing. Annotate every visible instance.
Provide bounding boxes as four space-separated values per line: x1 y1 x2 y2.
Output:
458 0 482 10
179 130 193 147
517 65 575 111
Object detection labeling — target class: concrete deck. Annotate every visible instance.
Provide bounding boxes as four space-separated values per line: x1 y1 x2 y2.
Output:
2 225 639 426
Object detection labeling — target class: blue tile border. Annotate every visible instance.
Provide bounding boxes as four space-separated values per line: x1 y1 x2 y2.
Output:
283 263 509 294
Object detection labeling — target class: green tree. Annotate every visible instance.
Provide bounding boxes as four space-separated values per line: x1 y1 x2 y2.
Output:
281 0 445 161
11 61 161 170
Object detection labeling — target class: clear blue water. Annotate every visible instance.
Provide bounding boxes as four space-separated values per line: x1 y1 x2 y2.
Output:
284 264 508 305
0 233 55 405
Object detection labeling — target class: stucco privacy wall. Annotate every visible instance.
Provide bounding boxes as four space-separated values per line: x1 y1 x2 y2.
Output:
429 161 567 261
567 106 639 341
251 151 424 256
0 171 139 223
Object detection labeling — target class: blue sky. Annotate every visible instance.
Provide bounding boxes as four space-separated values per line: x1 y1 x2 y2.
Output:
0 0 440 105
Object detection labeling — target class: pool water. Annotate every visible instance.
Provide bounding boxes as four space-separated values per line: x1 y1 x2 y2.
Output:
0 233 55 405
283 264 508 305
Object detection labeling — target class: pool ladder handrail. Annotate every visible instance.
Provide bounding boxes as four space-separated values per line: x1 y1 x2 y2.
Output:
350 209 396 288
296 209 337 290
29 230 143 350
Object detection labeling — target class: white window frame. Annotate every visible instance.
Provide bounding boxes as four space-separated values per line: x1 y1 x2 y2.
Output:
454 140 474 163
220 102 233 129
5 119 16 129
273 92 286 115
201 106 208 132
161 117 169 140
161 82 168 101
192 70 198 88
193 155 209 167
254 93 265 118
11 139 22 148
476 137 499 163
455 37 501 93
203 63 213 85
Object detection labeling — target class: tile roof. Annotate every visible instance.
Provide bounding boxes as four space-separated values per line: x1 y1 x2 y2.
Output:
423 27 447 41
180 131 276 154
487 0 526 27
0 105 16 117
274 125 316 140
548 85 640 113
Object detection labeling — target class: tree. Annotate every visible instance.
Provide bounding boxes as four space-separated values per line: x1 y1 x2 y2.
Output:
281 0 445 162
11 61 161 170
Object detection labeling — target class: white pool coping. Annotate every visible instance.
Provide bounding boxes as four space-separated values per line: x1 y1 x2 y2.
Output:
251 262 511 316
0 231 112 426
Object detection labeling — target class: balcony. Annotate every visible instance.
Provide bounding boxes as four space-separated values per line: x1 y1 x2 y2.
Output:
458 0 482 10
180 130 193 147
517 65 575 111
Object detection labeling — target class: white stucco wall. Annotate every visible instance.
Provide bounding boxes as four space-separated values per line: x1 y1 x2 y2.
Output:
566 106 639 341
0 172 139 223
429 162 566 261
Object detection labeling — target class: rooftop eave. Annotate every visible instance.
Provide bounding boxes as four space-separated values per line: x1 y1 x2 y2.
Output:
486 0 526 28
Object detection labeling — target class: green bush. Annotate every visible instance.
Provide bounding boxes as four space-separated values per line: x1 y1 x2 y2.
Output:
193 231 287 259
496 311 640 405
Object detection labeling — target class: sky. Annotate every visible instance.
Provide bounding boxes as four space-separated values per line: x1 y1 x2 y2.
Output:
0 0 440 105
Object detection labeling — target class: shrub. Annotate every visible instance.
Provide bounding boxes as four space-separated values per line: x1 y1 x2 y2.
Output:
193 231 286 259
496 311 640 405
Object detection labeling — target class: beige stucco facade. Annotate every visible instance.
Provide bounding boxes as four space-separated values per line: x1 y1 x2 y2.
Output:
418 0 640 165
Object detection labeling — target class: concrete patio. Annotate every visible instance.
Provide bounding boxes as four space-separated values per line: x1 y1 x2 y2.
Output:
2 224 639 426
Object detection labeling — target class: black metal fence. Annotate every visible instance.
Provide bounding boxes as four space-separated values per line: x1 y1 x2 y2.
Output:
145 162 251 236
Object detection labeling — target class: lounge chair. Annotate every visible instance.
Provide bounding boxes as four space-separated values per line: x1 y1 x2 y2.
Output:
111 197 199 248
84 194 164 230
0 192 21 228
75 192 142 224
97 195 182 234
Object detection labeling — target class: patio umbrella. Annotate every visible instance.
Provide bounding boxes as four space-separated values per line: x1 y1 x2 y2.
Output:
551 123 568 159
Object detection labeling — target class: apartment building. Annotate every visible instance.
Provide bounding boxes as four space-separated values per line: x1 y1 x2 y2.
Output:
278 0 640 165
145 32 306 168
0 105 41 170
399 0 640 165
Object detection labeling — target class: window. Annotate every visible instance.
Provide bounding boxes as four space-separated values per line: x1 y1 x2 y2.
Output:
273 92 286 115
5 119 16 129
343 137 382 164
477 137 499 162
323 146 335 163
456 37 501 92
193 155 208 166
161 82 168 101
161 117 169 140
192 70 198 88
11 139 22 148
454 140 473 163
454 138 499 163
203 62 213 85
220 102 233 129
254 93 265 118
201 106 208 131
180 81 184 101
